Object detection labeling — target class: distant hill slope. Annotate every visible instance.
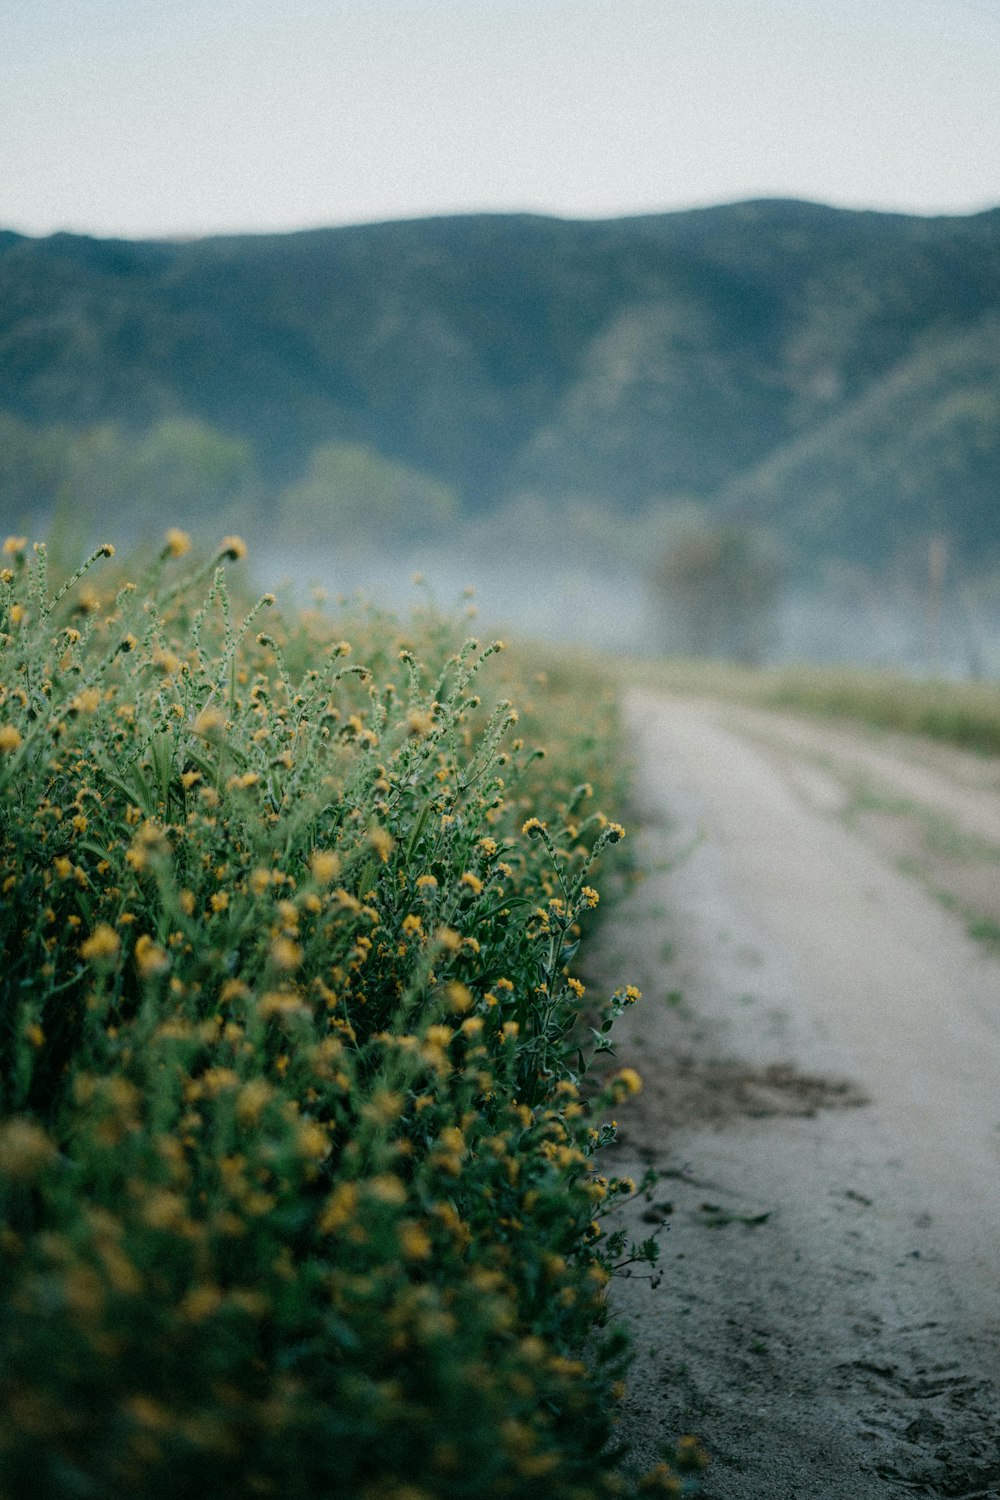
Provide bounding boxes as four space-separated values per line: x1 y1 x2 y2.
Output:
1 201 999 565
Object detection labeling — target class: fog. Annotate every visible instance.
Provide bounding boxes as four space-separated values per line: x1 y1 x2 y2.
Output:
250 531 1000 681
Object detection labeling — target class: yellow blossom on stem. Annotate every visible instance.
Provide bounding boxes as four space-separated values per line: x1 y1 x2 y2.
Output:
81 923 120 963
163 528 192 558
135 934 169 980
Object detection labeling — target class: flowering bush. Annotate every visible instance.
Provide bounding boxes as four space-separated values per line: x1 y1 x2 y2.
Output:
0 534 695 1498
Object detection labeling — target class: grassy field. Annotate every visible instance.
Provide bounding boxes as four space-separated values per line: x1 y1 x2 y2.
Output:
629 657 1000 757
0 533 711 1500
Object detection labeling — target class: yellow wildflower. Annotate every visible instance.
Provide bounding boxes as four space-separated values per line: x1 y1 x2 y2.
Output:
81 923 120 963
235 1078 273 1126
399 1221 432 1260
269 936 302 971
445 981 473 1013
0 725 22 754
0 1119 55 1181
368 826 393 862
193 705 226 739
135 934 169 980
163 528 192 557
310 849 340 883
405 708 435 738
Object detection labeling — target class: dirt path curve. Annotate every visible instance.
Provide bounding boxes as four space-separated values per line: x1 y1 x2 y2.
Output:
601 690 1000 1499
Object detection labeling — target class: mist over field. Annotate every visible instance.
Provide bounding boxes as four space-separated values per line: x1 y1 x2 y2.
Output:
3 201 1000 674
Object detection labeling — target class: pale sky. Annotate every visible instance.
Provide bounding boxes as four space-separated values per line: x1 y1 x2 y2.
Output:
3 0 1000 240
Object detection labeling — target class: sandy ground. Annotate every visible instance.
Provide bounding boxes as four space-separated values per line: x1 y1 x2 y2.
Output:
599 691 1000 1499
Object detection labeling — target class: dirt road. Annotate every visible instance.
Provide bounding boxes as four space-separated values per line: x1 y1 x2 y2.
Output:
601 691 1000 1499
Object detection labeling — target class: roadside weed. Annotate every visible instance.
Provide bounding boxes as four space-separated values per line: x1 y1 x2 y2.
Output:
0 535 696 1498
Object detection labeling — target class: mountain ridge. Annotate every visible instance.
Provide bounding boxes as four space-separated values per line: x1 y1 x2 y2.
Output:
2 199 999 567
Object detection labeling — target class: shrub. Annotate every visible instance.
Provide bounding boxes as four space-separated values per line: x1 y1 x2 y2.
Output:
0 533 679 1499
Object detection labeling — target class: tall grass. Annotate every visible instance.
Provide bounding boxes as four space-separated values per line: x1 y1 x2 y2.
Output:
0 534 704 1499
637 658 1000 756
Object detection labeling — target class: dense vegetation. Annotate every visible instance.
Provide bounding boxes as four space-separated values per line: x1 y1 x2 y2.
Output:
0 534 706 1498
2 201 1000 570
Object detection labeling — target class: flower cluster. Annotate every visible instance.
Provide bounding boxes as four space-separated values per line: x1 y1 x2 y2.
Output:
0 535 694 1499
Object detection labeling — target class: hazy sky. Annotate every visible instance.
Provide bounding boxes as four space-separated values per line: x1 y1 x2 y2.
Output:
4 0 1000 239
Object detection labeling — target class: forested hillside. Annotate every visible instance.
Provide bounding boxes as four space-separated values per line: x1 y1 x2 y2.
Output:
2 200 999 568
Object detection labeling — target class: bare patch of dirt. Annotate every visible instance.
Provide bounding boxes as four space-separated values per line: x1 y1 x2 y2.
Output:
618 1058 868 1136
601 692 1000 1499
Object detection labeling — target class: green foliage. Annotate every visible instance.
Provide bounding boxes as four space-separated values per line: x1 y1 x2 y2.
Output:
722 314 1000 565
3 203 1000 567
0 534 695 1499
275 441 458 550
0 415 259 538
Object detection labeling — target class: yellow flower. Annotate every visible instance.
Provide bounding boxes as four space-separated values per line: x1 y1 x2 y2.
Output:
141 1190 187 1231
2 536 27 556
459 872 483 895
399 1221 432 1260
445 981 473 1013
368 826 393 862
0 725 23 754
220 535 247 560
193 705 226 740
310 849 340 884
135 934 169 980
318 1181 358 1234
163 528 192 557
209 891 230 913
257 989 308 1020
68 687 101 716
295 1122 329 1161
0 1118 55 1181
405 707 435 738
613 1067 643 1096
235 1078 273 1126
81 923 120 963
180 1285 223 1322
269 936 302 971
152 647 183 676
367 1173 407 1206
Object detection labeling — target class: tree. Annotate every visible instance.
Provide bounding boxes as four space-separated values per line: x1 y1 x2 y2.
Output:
652 519 783 664
275 442 458 550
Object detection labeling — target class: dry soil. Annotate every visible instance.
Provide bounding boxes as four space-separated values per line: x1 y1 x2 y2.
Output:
600 690 1000 1499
